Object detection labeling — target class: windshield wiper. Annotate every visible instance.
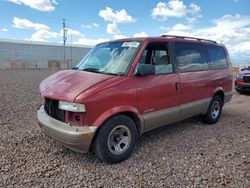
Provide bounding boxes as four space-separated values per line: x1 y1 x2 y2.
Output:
81 67 101 73
100 72 124 76
81 68 124 76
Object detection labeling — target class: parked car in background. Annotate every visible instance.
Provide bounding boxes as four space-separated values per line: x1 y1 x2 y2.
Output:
37 35 233 163
241 66 250 71
235 66 250 93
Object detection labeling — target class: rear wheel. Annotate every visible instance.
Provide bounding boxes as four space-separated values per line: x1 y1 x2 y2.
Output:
203 95 223 124
94 115 137 164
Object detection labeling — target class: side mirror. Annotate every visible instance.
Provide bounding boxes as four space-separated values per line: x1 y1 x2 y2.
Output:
135 64 155 76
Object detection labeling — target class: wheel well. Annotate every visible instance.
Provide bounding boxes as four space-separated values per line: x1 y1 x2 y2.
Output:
89 111 142 152
214 90 225 104
122 112 141 135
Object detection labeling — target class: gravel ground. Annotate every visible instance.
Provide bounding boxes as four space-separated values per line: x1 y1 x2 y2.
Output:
0 70 249 187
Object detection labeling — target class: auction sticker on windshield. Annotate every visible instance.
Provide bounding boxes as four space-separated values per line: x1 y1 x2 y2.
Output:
122 42 140 48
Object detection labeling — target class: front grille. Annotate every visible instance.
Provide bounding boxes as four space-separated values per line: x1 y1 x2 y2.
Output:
243 76 250 83
44 98 65 122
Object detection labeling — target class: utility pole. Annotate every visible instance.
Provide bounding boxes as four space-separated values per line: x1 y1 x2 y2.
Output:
70 34 73 68
62 19 68 60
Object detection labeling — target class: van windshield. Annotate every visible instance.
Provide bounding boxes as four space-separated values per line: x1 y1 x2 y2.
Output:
75 41 141 75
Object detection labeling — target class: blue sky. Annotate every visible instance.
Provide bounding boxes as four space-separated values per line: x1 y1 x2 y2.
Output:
0 0 250 65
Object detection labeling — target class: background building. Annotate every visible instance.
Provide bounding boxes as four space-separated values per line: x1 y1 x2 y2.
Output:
0 39 92 69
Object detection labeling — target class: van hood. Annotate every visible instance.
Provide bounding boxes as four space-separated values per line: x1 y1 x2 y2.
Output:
39 70 114 102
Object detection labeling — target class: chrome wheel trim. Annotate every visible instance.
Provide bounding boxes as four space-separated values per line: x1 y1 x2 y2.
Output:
211 101 220 119
107 125 131 155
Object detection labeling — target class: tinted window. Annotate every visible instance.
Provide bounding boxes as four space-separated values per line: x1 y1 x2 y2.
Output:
175 42 209 72
207 45 228 69
139 42 173 74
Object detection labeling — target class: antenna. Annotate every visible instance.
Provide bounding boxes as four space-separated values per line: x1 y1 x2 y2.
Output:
62 19 68 60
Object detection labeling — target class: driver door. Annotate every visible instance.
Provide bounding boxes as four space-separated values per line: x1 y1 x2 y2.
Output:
135 42 180 132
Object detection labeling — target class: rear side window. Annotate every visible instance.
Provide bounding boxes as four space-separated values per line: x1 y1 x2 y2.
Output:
175 42 209 72
207 45 228 69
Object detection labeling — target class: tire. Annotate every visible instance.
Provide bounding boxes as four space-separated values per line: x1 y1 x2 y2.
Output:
94 115 138 164
238 90 244 94
203 95 223 124
236 88 244 94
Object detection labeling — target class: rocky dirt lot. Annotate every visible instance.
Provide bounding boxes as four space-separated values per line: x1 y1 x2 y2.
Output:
0 70 249 187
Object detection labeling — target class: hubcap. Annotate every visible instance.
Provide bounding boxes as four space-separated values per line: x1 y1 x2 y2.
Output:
211 101 220 119
107 125 131 155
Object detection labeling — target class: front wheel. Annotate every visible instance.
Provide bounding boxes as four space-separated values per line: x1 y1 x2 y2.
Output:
203 95 223 124
94 115 137 164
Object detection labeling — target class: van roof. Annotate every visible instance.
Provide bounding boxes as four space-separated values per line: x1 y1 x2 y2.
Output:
160 35 217 43
112 35 224 47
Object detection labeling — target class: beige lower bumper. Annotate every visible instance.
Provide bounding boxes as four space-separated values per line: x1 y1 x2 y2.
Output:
37 105 98 153
225 91 233 103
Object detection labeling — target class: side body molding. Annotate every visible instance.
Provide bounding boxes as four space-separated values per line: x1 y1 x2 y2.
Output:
142 98 212 133
143 106 179 132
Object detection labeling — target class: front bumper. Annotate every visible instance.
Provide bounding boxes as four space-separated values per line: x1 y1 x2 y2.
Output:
235 83 250 92
37 105 98 153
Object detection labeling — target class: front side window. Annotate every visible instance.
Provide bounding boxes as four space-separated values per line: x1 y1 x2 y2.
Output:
207 45 228 69
139 42 173 74
76 41 141 75
175 42 209 72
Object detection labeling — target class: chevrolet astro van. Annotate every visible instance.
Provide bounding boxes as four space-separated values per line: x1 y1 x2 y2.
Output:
37 35 233 163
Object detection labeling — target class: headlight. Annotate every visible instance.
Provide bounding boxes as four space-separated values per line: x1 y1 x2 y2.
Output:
237 73 243 79
58 101 86 112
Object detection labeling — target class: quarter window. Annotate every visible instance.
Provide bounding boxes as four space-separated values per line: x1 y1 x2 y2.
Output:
207 45 228 69
175 42 209 72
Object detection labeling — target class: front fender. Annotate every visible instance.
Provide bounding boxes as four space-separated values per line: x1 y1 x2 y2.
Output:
92 105 144 129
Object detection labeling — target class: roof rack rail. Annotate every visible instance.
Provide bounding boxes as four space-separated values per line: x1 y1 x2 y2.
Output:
160 35 217 44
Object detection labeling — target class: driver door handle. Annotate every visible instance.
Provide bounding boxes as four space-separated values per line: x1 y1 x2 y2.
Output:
175 82 180 92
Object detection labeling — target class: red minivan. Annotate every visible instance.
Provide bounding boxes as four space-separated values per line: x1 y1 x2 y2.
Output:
37 35 233 163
